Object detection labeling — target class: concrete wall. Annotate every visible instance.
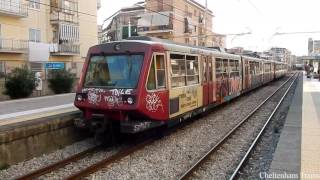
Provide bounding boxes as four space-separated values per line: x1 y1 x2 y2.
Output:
0 111 83 166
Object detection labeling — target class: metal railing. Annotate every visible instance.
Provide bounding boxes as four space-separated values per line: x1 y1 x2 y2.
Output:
50 11 79 24
0 38 28 53
51 43 80 55
0 0 28 17
138 24 173 33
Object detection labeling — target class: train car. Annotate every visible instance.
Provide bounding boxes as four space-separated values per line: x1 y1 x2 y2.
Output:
74 37 287 136
274 61 287 79
241 56 264 93
262 61 273 83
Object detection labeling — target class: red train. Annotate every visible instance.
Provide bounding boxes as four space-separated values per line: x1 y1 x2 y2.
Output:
74 37 287 134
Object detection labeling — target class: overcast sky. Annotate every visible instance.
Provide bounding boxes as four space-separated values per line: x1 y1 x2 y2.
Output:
97 0 320 56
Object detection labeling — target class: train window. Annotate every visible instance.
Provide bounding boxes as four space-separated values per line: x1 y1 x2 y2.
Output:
229 60 236 72
216 58 222 73
249 61 255 75
230 59 240 78
255 62 260 74
264 63 270 73
202 57 207 82
147 59 156 90
208 57 213 81
186 55 199 85
156 55 166 88
84 55 143 88
235 61 239 71
147 54 166 90
171 53 186 88
223 59 228 73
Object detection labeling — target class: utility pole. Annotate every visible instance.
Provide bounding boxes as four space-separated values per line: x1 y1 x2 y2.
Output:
203 0 207 46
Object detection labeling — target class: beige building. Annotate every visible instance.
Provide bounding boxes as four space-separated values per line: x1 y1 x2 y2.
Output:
0 0 99 78
141 0 215 46
269 47 292 64
103 0 225 48
308 38 320 55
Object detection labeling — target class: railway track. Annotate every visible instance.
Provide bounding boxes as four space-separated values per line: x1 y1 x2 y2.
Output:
14 74 297 180
178 72 299 180
14 145 101 180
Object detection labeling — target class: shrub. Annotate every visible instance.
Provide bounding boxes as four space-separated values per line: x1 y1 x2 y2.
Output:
4 67 35 99
48 69 75 94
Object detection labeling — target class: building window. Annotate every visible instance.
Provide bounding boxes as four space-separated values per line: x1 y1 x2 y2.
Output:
0 61 5 73
185 38 189 44
158 0 163 11
29 29 41 42
29 0 40 9
30 62 43 73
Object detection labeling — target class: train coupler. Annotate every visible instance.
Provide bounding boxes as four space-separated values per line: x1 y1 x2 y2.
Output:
74 117 88 129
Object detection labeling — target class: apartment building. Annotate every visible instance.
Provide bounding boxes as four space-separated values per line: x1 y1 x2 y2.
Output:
269 47 292 64
0 0 99 78
308 38 320 55
103 0 224 48
103 1 146 42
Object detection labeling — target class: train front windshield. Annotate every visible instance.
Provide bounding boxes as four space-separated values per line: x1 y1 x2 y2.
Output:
84 54 144 88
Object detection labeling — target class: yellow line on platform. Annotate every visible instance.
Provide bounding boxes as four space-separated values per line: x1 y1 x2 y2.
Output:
0 107 79 127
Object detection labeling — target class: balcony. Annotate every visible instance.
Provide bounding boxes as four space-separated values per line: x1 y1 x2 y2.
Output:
0 38 28 53
137 11 173 35
138 25 173 35
50 11 79 24
0 0 28 17
50 43 80 56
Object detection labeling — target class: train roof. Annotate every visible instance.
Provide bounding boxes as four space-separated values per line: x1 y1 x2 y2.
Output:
125 36 241 60
98 36 287 64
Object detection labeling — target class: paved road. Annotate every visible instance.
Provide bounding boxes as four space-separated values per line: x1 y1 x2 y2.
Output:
0 93 76 116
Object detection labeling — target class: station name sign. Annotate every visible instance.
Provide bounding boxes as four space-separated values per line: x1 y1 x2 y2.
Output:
45 62 65 69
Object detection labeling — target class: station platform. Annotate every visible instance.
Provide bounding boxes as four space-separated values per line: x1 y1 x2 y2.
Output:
269 73 320 179
0 93 78 127
0 93 82 166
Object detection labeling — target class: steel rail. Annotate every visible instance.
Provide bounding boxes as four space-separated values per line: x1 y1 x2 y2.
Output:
65 138 157 180
178 72 298 180
229 72 300 180
15 145 100 180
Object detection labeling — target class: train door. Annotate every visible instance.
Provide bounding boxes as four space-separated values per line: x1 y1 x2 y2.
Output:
208 56 214 104
145 53 169 119
202 56 209 106
242 58 250 91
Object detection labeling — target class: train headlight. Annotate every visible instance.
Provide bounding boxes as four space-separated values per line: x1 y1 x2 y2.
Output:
76 93 86 102
76 94 83 101
127 97 134 105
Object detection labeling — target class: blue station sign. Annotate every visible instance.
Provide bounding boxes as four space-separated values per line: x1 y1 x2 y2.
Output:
45 62 65 69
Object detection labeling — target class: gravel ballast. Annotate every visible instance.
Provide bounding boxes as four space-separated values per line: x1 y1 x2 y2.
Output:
90 76 294 179
0 75 296 180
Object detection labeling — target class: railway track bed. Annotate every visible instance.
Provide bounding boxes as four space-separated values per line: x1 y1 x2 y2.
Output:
0 73 299 180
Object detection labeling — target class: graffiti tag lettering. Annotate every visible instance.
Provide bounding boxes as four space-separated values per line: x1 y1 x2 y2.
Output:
146 93 164 112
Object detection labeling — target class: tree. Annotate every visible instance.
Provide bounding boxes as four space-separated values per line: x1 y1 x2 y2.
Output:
48 69 75 94
4 67 35 99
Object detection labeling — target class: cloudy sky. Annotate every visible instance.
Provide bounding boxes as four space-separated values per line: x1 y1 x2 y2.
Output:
97 0 320 56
